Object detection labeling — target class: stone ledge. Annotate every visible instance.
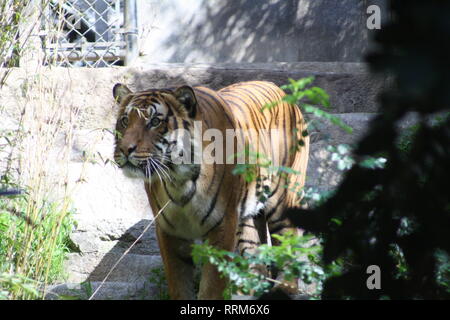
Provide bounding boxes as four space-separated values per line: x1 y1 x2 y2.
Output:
128 62 385 113
133 62 371 73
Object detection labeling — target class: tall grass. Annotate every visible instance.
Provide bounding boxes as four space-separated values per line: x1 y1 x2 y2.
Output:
0 0 28 86
0 194 75 299
0 1 53 86
0 0 82 299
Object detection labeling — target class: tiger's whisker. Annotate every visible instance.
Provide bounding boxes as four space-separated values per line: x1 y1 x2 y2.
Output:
153 159 172 181
154 158 172 173
145 160 152 184
150 158 163 184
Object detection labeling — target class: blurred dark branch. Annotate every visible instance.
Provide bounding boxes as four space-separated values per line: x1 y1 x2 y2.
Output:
287 0 450 299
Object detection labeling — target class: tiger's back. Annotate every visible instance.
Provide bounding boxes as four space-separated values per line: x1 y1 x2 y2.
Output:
219 80 309 207
216 81 309 258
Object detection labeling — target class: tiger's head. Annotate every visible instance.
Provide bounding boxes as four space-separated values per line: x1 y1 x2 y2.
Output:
112 83 200 183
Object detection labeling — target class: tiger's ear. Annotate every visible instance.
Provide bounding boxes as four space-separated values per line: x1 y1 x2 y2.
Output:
113 83 132 104
174 86 197 118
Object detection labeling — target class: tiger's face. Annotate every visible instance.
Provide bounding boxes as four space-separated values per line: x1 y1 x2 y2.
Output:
112 83 198 183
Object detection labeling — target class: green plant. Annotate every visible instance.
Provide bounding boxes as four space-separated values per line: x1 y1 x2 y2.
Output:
0 1 98 300
54 281 94 300
148 267 169 300
397 112 450 157
0 48 81 301
0 185 75 299
80 281 93 299
0 272 39 300
435 250 450 292
192 232 326 299
231 148 301 184
232 76 356 191
264 76 353 134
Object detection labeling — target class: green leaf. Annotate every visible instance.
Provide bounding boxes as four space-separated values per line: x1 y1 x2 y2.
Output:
302 104 353 133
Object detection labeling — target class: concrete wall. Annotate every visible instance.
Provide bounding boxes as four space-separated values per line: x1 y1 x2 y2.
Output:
136 0 389 64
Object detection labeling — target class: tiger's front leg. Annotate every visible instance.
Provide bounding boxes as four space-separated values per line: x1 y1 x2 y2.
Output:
155 223 196 300
198 209 238 300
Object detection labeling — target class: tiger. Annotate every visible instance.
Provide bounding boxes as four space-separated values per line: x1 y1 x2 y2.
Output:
112 80 309 299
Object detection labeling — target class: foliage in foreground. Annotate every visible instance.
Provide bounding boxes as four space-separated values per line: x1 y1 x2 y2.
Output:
0 188 75 299
287 0 450 299
192 232 329 299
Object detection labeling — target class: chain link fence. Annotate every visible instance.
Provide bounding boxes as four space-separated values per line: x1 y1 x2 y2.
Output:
40 0 137 67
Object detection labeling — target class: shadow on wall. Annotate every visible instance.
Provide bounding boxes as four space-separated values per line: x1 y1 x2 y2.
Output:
139 0 387 63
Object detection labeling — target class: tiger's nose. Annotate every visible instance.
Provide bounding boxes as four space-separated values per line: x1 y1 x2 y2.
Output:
121 144 137 157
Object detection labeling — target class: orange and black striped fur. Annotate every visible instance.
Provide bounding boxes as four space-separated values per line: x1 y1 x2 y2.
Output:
112 81 309 299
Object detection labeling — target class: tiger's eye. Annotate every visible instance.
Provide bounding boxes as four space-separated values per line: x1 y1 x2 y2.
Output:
120 116 129 127
149 117 161 128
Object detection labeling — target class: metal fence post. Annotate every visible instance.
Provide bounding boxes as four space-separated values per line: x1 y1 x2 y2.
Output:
124 0 138 66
